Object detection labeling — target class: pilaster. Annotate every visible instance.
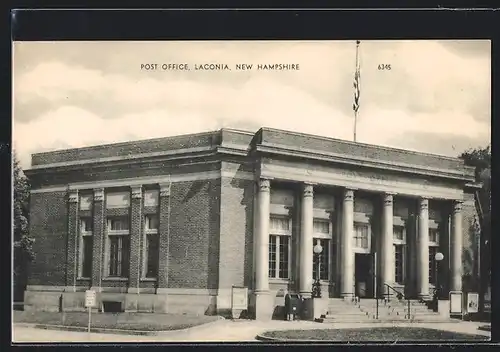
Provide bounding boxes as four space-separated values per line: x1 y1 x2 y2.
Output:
128 185 143 294
91 188 104 291
157 182 171 290
66 189 79 289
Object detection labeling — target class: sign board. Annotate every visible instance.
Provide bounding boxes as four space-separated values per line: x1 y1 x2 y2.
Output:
449 291 463 314
85 290 96 308
231 286 248 311
467 292 479 313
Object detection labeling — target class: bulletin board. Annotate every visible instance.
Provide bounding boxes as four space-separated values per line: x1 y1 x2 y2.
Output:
231 286 248 311
449 291 463 314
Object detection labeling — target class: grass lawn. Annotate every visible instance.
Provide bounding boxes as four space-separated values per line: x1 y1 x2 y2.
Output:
13 311 219 331
261 327 489 342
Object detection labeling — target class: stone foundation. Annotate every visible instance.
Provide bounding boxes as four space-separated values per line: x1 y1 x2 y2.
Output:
24 290 62 312
251 292 273 321
24 287 218 316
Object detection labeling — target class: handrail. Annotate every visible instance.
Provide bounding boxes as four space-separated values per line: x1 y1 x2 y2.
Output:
384 283 412 320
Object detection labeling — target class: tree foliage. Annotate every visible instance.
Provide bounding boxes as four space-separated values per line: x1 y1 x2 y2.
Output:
459 144 491 215
459 144 491 290
13 151 34 301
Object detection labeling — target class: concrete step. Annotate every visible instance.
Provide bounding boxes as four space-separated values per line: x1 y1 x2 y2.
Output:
321 317 458 323
325 311 370 316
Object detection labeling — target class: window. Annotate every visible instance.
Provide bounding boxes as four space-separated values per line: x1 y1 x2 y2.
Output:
313 238 330 281
145 214 159 231
144 214 159 278
429 228 440 244
107 217 130 232
429 246 438 284
80 217 93 233
108 236 130 277
79 194 93 211
269 236 277 277
269 235 291 279
107 216 130 277
353 223 369 249
393 224 406 284
313 219 330 234
394 244 404 284
79 218 93 278
106 191 131 209
268 215 291 279
393 225 405 241
144 190 159 207
145 234 159 278
270 216 290 232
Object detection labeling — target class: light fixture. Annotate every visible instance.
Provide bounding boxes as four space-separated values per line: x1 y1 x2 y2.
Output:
435 252 444 261
313 243 323 254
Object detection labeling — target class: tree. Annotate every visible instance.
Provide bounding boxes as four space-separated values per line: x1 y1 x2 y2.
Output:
459 144 491 310
13 151 34 303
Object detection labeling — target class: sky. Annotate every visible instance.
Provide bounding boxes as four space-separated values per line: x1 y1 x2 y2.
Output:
12 40 491 169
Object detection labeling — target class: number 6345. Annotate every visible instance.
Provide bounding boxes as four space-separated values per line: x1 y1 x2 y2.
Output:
378 64 391 70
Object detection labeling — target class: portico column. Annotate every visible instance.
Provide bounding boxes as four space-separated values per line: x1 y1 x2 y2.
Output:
381 193 394 294
417 198 430 298
253 178 272 320
340 188 355 298
299 183 314 297
450 200 463 292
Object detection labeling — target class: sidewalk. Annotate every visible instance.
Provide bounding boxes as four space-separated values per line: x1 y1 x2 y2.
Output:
13 319 491 343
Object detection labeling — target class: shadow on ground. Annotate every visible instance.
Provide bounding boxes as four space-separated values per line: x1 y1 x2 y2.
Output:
13 310 219 331
258 327 490 342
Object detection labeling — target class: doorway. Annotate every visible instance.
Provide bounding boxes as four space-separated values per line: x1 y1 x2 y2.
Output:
355 253 375 298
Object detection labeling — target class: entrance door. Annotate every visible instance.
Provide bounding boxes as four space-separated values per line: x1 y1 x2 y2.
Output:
355 253 375 298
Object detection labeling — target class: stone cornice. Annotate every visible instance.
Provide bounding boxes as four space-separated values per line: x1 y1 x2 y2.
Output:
255 143 474 183
260 162 464 201
26 148 217 174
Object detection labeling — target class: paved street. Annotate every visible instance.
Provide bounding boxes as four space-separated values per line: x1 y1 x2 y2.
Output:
13 320 491 343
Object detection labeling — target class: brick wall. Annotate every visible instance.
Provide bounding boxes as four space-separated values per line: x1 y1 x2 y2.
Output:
28 191 68 286
32 131 219 166
218 176 254 290
28 158 221 189
167 179 220 289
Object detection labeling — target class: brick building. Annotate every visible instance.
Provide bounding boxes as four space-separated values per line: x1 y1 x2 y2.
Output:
23 128 482 319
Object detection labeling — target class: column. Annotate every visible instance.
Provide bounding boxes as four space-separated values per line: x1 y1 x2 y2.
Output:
340 188 355 298
299 183 314 297
253 178 272 320
450 200 463 292
65 189 79 291
91 188 105 291
254 178 271 294
417 198 429 298
157 183 171 293
381 193 394 295
128 185 143 294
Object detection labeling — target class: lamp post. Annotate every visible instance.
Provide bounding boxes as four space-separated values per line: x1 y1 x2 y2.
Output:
312 243 323 298
434 252 444 310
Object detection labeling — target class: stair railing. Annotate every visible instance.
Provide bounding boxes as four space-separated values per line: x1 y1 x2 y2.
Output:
384 283 412 320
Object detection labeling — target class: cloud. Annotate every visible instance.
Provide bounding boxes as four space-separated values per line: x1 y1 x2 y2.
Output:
12 40 491 169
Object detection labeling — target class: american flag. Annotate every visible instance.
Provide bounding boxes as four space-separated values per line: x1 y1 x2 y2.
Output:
353 40 361 113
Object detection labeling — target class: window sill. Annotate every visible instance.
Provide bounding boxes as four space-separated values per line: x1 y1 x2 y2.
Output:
103 277 129 282
77 277 91 281
140 277 157 282
269 278 292 285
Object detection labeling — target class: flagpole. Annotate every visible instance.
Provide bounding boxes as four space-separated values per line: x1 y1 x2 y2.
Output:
353 40 360 143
